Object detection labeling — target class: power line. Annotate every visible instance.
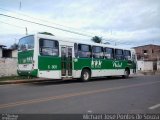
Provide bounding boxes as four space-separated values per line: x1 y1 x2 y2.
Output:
0 20 25 29
0 8 76 29
116 40 157 46
0 13 93 37
0 8 124 44
1 8 133 44
0 20 28 35
0 7 118 43
0 7 95 37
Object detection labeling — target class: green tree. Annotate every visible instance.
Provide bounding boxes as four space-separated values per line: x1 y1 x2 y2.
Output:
39 32 54 36
10 43 18 50
91 36 102 43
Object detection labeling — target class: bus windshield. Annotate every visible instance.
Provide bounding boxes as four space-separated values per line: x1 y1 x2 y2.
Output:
18 35 34 51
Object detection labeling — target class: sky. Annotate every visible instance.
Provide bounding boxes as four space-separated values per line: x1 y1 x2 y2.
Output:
0 0 160 48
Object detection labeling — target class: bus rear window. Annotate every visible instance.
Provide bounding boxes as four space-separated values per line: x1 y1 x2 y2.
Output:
18 35 34 51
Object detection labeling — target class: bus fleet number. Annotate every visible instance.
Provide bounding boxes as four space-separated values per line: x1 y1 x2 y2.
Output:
48 65 57 70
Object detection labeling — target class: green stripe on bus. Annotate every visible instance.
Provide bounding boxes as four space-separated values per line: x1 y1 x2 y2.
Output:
38 56 133 71
73 58 133 70
18 50 34 64
38 56 61 70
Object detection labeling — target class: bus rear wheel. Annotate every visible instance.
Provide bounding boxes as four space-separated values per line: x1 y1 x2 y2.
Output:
81 69 91 82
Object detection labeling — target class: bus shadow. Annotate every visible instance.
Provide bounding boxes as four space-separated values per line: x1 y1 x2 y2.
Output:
26 76 134 86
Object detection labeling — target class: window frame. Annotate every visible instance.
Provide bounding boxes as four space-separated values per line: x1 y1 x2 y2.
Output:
115 49 124 60
104 47 114 59
39 38 59 57
74 43 78 58
78 44 92 58
123 50 131 60
143 50 148 54
92 46 104 59
18 35 34 51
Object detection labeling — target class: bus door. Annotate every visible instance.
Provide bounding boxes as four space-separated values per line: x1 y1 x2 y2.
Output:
61 46 73 78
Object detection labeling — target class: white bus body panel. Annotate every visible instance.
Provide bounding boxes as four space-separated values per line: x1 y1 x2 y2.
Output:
18 64 32 71
38 70 61 79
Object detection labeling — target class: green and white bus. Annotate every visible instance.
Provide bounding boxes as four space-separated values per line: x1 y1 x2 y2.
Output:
17 33 136 81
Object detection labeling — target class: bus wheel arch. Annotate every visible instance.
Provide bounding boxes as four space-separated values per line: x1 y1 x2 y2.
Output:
123 67 130 78
80 67 91 82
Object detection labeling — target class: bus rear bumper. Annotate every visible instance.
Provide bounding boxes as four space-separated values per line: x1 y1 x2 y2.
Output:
17 69 38 77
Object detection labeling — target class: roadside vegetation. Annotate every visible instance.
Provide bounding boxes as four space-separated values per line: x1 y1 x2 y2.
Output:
0 76 35 81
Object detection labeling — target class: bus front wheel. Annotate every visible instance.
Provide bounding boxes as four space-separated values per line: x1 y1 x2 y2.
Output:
81 69 91 82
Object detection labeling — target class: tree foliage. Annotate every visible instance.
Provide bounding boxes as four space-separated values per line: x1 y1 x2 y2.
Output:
10 43 18 50
91 36 102 43
39 32 54 36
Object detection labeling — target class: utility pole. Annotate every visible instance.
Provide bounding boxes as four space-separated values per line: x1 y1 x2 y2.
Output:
19 1 28 35
19 1 21 10
25 27 28 35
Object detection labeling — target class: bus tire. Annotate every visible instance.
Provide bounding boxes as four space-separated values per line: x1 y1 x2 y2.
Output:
81 69 91 82
107 76 111 79
122 68 130 79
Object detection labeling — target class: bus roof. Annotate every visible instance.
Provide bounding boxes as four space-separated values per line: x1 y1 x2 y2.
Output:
23 33 133 51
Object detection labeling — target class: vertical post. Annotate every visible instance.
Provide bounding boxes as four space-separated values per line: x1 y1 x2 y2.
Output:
19 1 21 10
25 27 28 35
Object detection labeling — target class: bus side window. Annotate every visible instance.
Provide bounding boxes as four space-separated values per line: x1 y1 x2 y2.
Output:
115 49 124 60
74 43 78 58
92 46 104 59
39 39 59 56
78 44 91 58
104 47 114 59
124 50 131 60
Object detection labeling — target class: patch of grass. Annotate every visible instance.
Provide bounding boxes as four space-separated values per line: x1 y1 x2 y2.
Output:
0 76 35 81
